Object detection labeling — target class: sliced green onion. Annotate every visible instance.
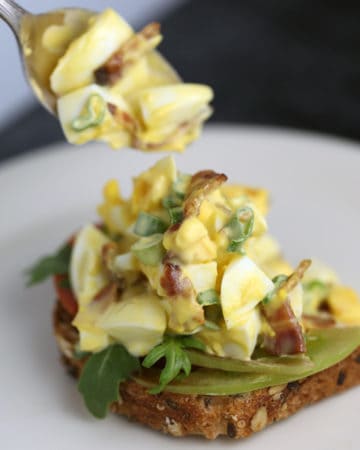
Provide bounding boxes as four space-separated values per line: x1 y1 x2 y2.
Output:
162 193 182 209
71 94 106 132
262 274 288 305
173 173 191 199
204 320 221 331
162 173 191 210
134 212 167 236
226 206 254 253
303 280 328 291
131 234 165 266
168 206 184 225
197 289 220 306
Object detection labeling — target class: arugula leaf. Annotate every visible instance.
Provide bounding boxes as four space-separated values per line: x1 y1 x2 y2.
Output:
59 276 72 289
78 344 140 418
142 336 205 394
26 243 72 286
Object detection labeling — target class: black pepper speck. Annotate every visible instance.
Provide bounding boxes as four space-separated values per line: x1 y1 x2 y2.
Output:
287 381 300 391
165 399 179 410
227 422 237 438
337 370 346 386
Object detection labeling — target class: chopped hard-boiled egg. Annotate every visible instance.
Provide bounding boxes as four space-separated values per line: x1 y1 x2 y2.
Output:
182 262 217 294
42 9 92 56
220 255 274 328
199 310 261 360
97 179 134 236
131 156 177 214
51 9 133 96
67 156 359 362
73 301 112 353
98 293 166 356
70 224 110 307
327 286 360 326
163 217 217 264
57 84 131 147
45 8 212 150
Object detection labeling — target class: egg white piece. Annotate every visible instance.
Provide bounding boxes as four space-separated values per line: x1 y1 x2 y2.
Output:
137 84 213 132
221 255 274 328
98 293 166 356
70 224 110 307
199 309 262 360
57 84 131 146
51 8 133 96
182 262 217 294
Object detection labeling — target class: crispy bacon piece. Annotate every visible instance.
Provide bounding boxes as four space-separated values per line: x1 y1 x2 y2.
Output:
93 281 119 304
107 103 140 136
184 170 228 217
102 242 119 274
262 299 306 355
281 259 311 293
160 262 193 297
261 260 311 356
95 22 161 86
108 104 212 152
160 262 205 333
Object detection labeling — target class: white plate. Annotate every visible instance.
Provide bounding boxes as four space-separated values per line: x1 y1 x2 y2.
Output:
1 125 359 449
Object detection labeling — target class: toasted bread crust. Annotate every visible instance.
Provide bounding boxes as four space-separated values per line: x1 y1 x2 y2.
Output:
53 301 360 439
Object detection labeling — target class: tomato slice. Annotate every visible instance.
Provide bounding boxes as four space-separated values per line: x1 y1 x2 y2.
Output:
54 274 78 317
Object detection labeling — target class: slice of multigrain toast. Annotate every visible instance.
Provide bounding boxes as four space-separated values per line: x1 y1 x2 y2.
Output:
53 301 360 440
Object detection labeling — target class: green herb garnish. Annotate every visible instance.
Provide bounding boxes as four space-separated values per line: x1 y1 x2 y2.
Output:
26 243 72 286
303 280 328 291
142 336 205 394
168 206 184 225
131 234 165 266
71 94 106 132
203 320 221 331
262 274 289 305
162 172 191 210
172 173 191 199
226 206 254 253
134 212 167 236
197 289 220 306
78 344 140 418
162 193 182 209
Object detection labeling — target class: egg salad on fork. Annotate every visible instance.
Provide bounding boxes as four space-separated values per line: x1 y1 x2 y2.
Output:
42 8 213 151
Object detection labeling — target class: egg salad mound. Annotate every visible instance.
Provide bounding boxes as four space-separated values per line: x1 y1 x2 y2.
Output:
43 8 213 151
56 156 360 356
27 155 360 415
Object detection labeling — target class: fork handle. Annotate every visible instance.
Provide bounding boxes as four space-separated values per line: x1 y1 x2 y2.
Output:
0 0 27 34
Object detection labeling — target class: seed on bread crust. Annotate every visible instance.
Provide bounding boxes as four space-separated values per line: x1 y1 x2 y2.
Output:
250 407 268 432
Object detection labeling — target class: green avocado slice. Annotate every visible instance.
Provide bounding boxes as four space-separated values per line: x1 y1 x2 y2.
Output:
133 327 360 395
